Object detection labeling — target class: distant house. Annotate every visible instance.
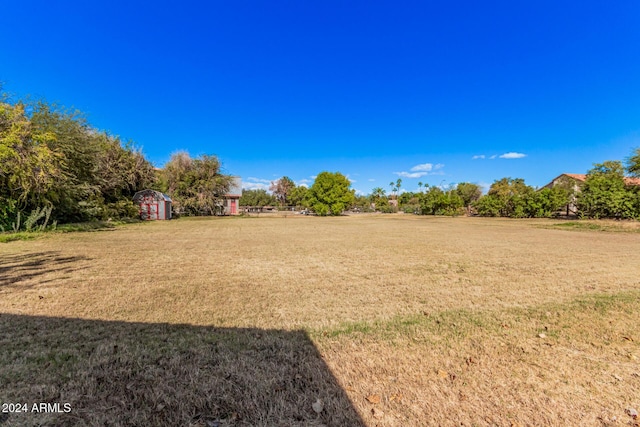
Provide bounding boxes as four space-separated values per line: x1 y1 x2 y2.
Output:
221 176 242 215
133 190 172 220
542 173 640 216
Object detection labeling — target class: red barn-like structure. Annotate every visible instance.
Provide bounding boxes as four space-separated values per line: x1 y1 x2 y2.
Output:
133 190 172 220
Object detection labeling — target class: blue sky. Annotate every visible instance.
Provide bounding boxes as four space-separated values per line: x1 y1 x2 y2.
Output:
2 1 639 195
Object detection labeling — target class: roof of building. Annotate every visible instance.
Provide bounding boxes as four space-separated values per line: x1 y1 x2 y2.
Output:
563 173 587 181
625 177 640 185
133 189 172 202
544 173 640 188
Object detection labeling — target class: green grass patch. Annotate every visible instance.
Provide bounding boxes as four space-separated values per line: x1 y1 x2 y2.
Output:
0 231 40 243
546 220 640 232
553 221 603 230
1 219 146 242
313 290 640 343
54 221 119 232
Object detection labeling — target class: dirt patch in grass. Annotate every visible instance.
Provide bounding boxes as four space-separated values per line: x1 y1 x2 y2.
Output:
1 216 639 425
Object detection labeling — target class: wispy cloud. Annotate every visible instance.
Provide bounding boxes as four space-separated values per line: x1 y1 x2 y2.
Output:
499 152 527 159
296 178 312 188
345 174 357 184
243 177 271 191
395 171 429 178
489 155 497 159
472 155 485 159
368 178 376 182
246 177 271 183
243 182 270 191
410 163 444 172
395 163 445 179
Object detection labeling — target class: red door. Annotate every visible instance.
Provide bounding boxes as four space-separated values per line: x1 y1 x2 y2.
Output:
142 203 158 220
230 199 237 215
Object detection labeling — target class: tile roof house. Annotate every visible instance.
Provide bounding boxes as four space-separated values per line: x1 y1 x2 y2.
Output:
542 173 640 216
544 173 640 188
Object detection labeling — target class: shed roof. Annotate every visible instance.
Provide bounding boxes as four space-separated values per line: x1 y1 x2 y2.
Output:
133 189 172 202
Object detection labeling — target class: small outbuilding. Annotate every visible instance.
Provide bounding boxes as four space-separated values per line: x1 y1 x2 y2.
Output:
221 176 242 215
133 190 172 220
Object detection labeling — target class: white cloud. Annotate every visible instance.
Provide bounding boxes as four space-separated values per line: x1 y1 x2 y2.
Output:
242 182 270 191
296 178 312 188
472 155 485 160
489 155 497 159
410 163 444 172
368 178 376 182
243 177 273 191
499 152 526 159
394 171 428 178
246 177 271 184
395 162 445 179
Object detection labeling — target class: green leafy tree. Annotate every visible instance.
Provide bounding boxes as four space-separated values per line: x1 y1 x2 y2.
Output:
455 182 482 213
369 187 389 212
1 89 157 225
288 185 309 209
577 161 635 219
0 102 61 208
352 194 373 212
398 191 416 205
164 152 232 215
419 186 463 216
473 194 503 216
240 189 276 207
626 147 640 177
306 172 355 216
485 178 534 217
525 187 569 218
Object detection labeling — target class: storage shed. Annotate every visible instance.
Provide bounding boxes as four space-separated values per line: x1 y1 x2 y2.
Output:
221 176 242 215
133 190 172 220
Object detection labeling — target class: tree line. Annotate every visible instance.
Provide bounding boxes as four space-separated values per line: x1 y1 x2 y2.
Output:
245 149 640 219
0 90 231 231
3 87 639 225
241 172 355 216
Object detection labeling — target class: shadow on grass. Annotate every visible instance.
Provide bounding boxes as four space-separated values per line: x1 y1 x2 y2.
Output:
0 252 92 289
0 314 364 427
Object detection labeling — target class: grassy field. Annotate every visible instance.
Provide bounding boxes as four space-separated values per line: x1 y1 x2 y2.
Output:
1 215 639 426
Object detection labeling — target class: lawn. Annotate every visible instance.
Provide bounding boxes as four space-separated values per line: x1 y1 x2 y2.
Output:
1 215 639 426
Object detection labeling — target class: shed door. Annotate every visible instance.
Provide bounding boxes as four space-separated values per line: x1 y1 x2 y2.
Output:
230 199 237 215
149 203 158 220
142 203 159 220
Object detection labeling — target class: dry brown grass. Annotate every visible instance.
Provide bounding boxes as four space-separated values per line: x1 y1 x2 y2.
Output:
1 215 639 426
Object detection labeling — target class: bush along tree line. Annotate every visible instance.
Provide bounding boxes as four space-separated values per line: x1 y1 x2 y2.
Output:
241 148 640 219
0 90 233 231
4 88 639 224
372 150 640 219
241 172 356 216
